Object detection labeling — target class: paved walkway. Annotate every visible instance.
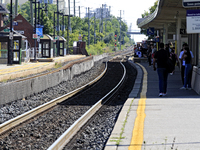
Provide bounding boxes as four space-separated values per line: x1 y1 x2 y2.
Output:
106 61 200 150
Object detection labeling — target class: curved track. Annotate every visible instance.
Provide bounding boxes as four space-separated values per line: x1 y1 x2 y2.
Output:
0 59 128 150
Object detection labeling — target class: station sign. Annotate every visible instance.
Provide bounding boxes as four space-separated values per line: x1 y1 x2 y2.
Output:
183 0 200 7
186 9 200 33
147 27 154 35
38 0 53 4
33 34 38 39
13 21 18 26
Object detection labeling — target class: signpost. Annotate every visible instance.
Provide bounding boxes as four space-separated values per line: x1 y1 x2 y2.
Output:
186 9 200 33
183 0 200 7
147 27 155 35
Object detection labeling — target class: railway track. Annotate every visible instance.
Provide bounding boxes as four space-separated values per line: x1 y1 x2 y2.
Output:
0 58 134 150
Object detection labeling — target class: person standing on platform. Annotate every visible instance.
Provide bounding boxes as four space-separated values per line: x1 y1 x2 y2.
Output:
169 47 179 75
147 45 152 66
179 43 194 85
180 46 193 90
153 43 169 97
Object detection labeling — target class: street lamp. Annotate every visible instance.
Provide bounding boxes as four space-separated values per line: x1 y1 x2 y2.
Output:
8 0 13 65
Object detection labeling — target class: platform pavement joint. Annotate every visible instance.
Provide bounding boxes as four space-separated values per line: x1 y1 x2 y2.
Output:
104 60 143 150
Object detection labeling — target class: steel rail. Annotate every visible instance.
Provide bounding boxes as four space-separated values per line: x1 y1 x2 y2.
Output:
48 60 126 150
0 61 107 135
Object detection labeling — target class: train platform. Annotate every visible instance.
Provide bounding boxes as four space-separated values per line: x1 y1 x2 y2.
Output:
105 61 200 150
0 55 85 82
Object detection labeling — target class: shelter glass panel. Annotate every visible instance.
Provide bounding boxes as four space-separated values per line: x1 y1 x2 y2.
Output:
0 42 8 59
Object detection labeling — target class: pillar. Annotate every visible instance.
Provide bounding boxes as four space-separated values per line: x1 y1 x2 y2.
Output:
163 23 168 44
176 17 181 52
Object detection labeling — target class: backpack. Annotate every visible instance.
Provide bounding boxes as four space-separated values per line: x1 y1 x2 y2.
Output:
171 53 176 64
166 58 175 73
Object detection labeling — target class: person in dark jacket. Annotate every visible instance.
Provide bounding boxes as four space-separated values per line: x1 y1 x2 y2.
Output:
180 46 192 90
153 43 169 97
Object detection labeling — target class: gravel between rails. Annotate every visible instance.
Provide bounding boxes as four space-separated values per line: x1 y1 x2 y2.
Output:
0 60 125 150
0 57 110 124
64 61 137 150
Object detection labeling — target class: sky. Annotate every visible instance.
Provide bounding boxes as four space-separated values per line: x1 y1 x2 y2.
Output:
79 0 157 43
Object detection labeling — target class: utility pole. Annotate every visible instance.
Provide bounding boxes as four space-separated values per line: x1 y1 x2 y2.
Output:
62 13 64 37
30 0 33 26
69 0 71 33
94 13 96 44
67 0 70 54
105 11 107 32
34 0 37 61
45 3 48 15
15 0 18 17
109 6 111 18
101 4 103 35
120 10 121 51
57 0 59 56
53 11 56 57
8 0 13 65
74 0 75 17
88 7 90 46
79 6 80 18
38 1 40 24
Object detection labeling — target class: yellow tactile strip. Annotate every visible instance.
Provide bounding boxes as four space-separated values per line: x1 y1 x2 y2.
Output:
129 64 147 150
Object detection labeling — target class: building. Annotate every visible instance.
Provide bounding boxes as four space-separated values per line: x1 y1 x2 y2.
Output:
85 4 111 19
2 14 35 48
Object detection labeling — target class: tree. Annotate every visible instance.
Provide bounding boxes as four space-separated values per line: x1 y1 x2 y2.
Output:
7 1 130 54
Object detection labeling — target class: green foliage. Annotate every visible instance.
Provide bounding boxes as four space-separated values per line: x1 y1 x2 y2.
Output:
7 2 131 54
142 0 158 18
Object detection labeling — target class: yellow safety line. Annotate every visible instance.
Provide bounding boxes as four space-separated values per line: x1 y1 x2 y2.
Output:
129 63 148 150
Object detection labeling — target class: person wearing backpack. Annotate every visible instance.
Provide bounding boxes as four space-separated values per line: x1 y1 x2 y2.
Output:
153 43 169 97
169 47 178 75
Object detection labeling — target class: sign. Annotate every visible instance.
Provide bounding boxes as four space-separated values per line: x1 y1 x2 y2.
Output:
180 29 186 34
33 34 38 39
186 9 200 33
183 0 200 7
36 28 43 36
37 36 40 42
16 30 24 34
9 32 13 40
147 27 154 35
154 37 159 42
55 36 59 40
36 24 44 28
78 34 82 41
13 21 18 26
3 28 10 32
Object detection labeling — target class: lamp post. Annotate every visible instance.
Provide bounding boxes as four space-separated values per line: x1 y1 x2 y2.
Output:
8 0 13 65
34 0 37 61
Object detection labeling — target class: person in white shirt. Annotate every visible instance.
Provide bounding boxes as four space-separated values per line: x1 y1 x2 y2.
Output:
179 43 194 85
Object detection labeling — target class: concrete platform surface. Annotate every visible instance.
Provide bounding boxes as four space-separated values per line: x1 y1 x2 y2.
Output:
105 61 200 150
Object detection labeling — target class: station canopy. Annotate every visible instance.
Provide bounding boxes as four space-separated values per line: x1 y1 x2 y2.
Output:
137 0 186 30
